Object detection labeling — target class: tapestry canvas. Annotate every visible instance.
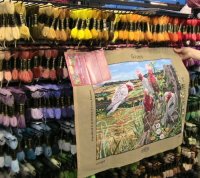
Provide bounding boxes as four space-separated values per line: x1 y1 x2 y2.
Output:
95 59 182 160
68 48 189 178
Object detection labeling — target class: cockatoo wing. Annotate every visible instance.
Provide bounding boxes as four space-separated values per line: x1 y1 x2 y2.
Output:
107 84 128 110
142 78 154 94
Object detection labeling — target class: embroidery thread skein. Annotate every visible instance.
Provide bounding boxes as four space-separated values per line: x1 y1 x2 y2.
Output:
8 87 26 128
127 14 134 42
37 6 46 40
32 53 40 79
96 10 102 41
47 7 60 40
15 2 31 40
70 9 80 39
152 16 159 42
0 50 4 85
144 16 153 41
55 9 62 41
59 9 67 41
63 63 68 79
65 9 71 40
102 11 109 41
4 1 13 42
11 51 19 81
19 50 30 83
49 49 58 81
3 105 9 127
108 12 115 42
27 50 33 82
84 9 92 40
56 56 63 80
9 106 17 127
41 5 53 38
91 10 98 40
4 51 12 83
30 5 40 40
112 13 121 42
6 0 20 41
77 9 87 41
0 5 5 42
18 104 26 128
42 49 51 79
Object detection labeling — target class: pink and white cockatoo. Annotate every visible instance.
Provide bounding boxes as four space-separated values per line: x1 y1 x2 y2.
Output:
161 91 178 126
146 64 159 93
106 82 134 115
143 89 154 113
136 70 154 95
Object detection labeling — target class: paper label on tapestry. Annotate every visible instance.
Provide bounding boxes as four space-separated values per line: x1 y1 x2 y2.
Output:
70 48 189 178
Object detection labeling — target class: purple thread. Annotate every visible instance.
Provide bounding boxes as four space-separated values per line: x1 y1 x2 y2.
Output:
46 108 54 119
54 108 61 120
61 107 67 118
8 87 27 103
0 89 14 107
42 108 48 119
17 115 26 128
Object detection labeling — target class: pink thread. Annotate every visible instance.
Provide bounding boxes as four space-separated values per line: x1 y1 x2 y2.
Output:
42 69 50 79
31 108 43 120
4 71 12 82
49 69 56 80
3 115 9 127
10 116 17 127
27 69 33 82
51 49 58 59
12 69 19 81
63 67 68 79
44 49 52 59
39 48 45 57
22 71 30 83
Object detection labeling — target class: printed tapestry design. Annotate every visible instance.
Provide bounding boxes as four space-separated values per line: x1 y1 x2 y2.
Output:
94 59 182 160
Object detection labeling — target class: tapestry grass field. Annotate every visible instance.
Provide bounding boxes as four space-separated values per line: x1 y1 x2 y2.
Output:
94 60 182 160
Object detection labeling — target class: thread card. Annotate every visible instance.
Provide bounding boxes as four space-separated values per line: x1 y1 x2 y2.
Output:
93 49 111 82
65 50 111 86
65 53 91 86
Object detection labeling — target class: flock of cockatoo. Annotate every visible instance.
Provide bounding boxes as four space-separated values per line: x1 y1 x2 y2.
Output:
106 64 178 127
